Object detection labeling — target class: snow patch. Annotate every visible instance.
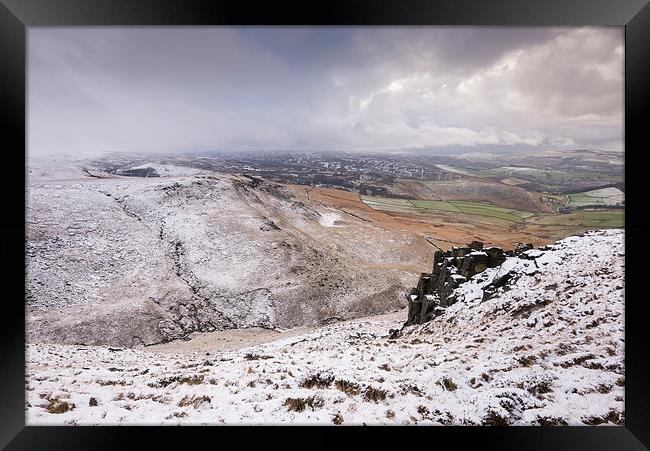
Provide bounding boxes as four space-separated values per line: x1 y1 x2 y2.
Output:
319 212 343 228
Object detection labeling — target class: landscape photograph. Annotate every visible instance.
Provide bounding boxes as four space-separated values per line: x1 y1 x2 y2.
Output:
25 26 624 425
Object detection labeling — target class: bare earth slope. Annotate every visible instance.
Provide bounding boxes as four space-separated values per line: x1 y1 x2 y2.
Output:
26 230 624 425
27 166 430 347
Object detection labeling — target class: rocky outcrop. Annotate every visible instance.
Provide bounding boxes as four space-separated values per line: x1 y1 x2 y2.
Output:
405 241 525 326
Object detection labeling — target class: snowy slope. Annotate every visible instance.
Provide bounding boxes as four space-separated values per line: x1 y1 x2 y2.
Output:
27 171 429 347
26 230 624 425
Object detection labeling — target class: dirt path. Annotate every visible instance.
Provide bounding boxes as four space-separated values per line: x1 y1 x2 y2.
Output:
144 308 407 354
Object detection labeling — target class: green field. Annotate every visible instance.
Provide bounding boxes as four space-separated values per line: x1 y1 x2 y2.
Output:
361 196 414 207
451 205 528 222
361 195 534 223
361 194 624 228
408 200 463 212
361 196 425 215
567 187 624 208
531 210 624 228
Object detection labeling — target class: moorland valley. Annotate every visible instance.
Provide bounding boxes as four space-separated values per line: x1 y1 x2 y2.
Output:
25 148 624 425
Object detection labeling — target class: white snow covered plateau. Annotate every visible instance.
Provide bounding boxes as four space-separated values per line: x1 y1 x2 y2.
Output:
26 229 625 425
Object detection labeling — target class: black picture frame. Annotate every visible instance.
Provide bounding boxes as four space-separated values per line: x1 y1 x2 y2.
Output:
1 0 648 449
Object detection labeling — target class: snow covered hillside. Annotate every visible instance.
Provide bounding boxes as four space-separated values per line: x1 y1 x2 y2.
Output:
26 230 624 425
27 166 431 347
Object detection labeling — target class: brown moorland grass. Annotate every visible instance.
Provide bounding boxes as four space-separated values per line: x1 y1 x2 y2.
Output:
293 185 602 251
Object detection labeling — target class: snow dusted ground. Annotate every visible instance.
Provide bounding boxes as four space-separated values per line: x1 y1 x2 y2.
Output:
26 230 624 425
318 211 344 228
27 161 429 346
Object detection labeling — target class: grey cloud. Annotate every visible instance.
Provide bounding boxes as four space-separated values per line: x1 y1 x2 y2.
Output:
28 26 623 155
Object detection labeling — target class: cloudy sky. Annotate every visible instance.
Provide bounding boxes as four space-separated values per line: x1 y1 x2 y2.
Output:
28 27 624 155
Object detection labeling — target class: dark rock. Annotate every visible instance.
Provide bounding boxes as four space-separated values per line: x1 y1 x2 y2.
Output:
514 243 533 255
419 294 440 323
388 329 402 339
438 275 465 307
433 306 446 317
452 247 471 266
482 271 515 301
485 247 506 268
416 273 434 297
486 271 514 290
405 288 422 325
89 397 98 407
459 251 488 278
432 250 445 274
405 240 514 325
444 293 458 307
518 249 544 261
469 241 484 251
